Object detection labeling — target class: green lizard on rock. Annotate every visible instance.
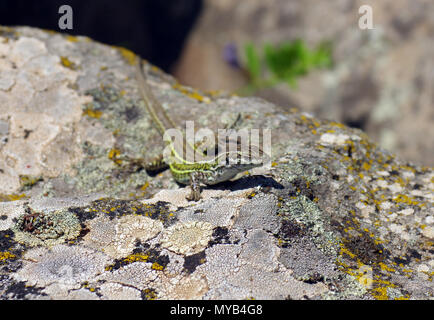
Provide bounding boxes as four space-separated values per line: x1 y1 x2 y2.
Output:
130 57 267 201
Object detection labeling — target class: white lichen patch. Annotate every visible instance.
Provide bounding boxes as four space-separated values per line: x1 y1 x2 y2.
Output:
43 285 100 300
115 215 163 255
421 226 433 239
319 133 350 145
0 200 26 231
77 118 115 149
83 214 163 259
160 221 214 255
355 201 375 219
9 37 48 67
177 197 245 227
389 223 404 234
228 264 327 300
99 282 142 300
198 243 327 300
398 208 414 216
146 188 229 209
96 261 159 291
82 215 117 254
0 70 15 91
196 244 242 289
380 201 393 210
159 275 209 300
13 244 111 289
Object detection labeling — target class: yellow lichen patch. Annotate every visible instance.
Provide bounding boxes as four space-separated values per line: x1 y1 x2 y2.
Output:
142 288 158 300
328 121 346 129
123 253 149 264
83 107 103 119
370 286 389 300
172 83 210 103
300 114 308 122
378 262 396 273
0 193 27 202
151 65 162 73
370 279 399 300
151 262 164 271
60 56 76 69
108 148 122 165
65 35 80 42
140 182 150 191
392 194 419 206
117 46 137 65
339 243 356 259
0 251 16 262
362 162 371 171
19 175 42 188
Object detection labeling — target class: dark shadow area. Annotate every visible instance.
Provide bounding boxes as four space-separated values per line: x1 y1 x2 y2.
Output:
0 0 203 72
213 175 285 193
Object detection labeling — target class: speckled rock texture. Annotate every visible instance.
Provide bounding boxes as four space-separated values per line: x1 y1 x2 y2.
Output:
0 26 433 300
174 0 434 167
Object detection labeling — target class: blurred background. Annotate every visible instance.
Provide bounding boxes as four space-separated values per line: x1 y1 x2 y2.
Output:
1 0 433 166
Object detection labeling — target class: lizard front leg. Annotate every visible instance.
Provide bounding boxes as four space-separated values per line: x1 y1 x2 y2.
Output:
186 171 206 201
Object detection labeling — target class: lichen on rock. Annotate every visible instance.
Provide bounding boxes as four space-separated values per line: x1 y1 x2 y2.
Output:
160 221 214 255
13 244 111 289
12 207 81 247
82 211 163 259
0 25 432 300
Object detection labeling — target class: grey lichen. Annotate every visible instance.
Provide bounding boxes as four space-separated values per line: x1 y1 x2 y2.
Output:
280 194 340 257
13 244 112 289
83 214 163 259
12 208 81 247
160 221 214 255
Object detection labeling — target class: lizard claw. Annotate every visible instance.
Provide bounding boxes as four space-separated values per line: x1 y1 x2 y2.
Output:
186 172 203 201
186 189 201 202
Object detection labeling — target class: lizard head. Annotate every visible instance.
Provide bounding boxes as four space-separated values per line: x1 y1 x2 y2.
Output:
203 144 269 185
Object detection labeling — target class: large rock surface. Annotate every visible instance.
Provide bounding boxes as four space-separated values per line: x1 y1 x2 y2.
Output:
174 0 434 167
0 26 433 300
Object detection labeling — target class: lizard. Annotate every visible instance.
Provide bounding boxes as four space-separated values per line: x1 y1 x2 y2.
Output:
128 56 267 201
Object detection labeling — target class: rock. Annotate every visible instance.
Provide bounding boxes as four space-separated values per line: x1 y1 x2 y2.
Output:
174 0 434 167
0 26 433 300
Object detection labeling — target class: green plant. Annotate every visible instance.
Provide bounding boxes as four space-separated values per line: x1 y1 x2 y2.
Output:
241 40 332 94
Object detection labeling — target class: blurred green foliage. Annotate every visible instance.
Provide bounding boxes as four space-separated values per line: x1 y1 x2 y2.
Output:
241 40 332 94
